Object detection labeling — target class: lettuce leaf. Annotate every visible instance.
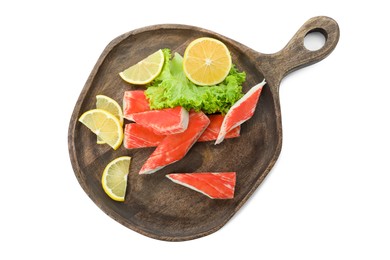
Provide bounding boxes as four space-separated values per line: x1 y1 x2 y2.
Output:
145 49 246 114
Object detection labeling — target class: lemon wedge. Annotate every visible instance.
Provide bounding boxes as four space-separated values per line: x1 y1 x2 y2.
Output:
102 156 131 202
78 109 123 150
119 49 165 85
96 95 123 144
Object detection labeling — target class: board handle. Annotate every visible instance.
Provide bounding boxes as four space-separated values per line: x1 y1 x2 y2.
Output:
257 16 340 89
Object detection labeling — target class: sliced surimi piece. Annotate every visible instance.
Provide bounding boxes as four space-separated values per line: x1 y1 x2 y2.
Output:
123 123 165 149
131 106 189 135
198 114 240 142
139 111 210 174
123 90 150 121
215 79 266 144
166 172 236 199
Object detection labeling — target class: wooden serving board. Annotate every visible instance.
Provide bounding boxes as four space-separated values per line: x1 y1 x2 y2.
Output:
68 16 339 241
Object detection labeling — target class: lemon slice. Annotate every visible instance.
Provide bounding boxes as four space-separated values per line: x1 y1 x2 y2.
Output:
119 49 165 85
102 156 131 202
96 95 124 144
78 109 123 150
183 37 232 86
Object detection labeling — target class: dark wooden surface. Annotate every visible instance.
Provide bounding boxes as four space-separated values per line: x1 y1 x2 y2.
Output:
68 16 339 241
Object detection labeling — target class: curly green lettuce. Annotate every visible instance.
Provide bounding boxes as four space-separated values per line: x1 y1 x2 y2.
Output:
145 49 246 114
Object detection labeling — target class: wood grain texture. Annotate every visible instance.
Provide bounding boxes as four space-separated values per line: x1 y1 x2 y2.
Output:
68 16 339 241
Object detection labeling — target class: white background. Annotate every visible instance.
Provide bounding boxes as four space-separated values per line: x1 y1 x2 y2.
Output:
1 0 389 259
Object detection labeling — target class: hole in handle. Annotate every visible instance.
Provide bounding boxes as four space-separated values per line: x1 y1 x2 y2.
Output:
304 29 327 51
